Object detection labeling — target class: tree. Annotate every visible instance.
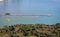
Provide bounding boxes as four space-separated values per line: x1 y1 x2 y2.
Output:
56 23 60 25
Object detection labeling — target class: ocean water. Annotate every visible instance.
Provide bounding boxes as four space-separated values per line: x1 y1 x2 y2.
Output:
0 0 60 27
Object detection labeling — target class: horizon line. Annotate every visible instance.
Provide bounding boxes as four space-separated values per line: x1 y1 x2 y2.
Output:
0 14 52 16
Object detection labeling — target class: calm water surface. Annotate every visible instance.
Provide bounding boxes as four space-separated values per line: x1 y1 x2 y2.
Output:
0 0 60 27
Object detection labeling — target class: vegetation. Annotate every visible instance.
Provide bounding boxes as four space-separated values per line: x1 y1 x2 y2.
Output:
0 23 60 37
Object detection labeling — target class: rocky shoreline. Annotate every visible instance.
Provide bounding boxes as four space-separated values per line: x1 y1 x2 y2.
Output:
0 23 60 37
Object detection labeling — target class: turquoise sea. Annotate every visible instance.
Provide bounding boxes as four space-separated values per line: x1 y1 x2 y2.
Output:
0 0 60 27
